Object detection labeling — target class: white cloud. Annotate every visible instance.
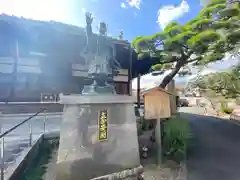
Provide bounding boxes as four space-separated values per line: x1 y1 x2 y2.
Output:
132 70 172 90
127 0 141 9
121 2 127 8
131 56 239 90
81 8 86 13
157 0 190 29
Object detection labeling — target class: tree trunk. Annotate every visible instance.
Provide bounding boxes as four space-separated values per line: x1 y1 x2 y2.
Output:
159 60 184 88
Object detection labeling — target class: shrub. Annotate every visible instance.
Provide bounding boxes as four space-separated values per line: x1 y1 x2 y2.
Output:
21 139 59 180
223 107 234 114
162 116 192 163
220 102 234 114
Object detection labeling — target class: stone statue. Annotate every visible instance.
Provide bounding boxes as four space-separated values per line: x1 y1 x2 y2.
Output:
82 12 121 91
57 13 143 178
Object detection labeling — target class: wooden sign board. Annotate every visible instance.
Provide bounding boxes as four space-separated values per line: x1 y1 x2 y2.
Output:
143 88 171 119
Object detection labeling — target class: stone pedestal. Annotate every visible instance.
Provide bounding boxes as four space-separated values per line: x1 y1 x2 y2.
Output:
56 93 143 180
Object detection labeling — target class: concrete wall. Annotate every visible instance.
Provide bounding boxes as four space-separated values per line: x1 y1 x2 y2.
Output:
7 135 44 180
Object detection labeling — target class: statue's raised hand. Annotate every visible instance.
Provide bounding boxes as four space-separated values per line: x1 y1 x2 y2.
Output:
85 12 93 25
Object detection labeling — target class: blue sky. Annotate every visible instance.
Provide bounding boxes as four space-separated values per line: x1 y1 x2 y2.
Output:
81 0 202 40
0 0 206 41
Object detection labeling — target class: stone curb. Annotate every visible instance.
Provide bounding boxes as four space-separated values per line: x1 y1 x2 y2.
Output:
91 165 144 180
209 113 240 126
6 131 60 180
5 134 44 180
229 114 240 125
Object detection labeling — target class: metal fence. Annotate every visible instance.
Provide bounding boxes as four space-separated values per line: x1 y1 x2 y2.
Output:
0 109 48 180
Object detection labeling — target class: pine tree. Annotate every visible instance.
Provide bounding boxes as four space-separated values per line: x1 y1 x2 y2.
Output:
132 0 240 88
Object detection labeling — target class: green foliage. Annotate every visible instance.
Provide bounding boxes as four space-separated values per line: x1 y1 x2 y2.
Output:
191 66 240 99
152 63 172 71
220 101 234 114
187 30 220 47
200 3 226 17
223 107 234 114
206 0 226 7
132 0 240 87
219 6 240 18
21 139 59 180
162 116 192 163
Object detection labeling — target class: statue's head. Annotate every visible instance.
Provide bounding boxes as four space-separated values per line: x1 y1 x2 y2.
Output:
99 22 107 35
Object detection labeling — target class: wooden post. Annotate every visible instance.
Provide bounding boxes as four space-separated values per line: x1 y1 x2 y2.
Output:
155 118 162 165
137 74 141 108
128 45 132 96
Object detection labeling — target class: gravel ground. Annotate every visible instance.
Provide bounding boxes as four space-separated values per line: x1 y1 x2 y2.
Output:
139 130 187 180
142 163 186 180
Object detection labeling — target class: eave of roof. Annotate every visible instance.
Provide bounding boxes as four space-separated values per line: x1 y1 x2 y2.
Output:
0 14 158 76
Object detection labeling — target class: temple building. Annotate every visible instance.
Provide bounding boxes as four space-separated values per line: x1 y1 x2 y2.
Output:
0 14 153 102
